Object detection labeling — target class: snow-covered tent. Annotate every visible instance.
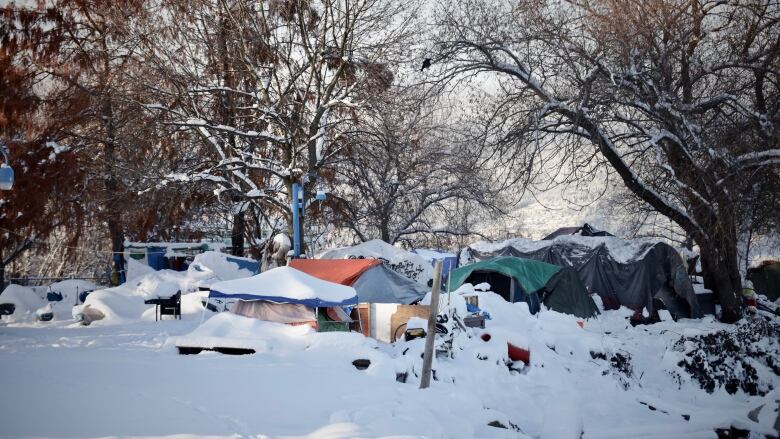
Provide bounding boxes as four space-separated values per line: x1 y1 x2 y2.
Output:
449 256 599 319
206 266 358 326
318 239 433 286
288 259 428 304
464 236 701 319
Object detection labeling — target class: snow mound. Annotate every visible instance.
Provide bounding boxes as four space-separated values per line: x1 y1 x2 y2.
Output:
174 312 378 356
47 279 98 302
79 289 153 322
76 252 257 324
174 312 313 352
0 284 46 321
126 257 156 282
319 239 433 285
187 251 257 287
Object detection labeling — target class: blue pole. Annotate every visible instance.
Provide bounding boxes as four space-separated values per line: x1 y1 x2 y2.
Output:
292 183 301 257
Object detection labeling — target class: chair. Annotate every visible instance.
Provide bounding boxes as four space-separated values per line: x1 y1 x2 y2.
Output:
145 291 181 321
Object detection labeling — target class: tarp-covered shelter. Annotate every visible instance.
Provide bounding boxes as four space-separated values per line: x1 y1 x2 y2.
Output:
464 236 701 319
449 256 599 318
289 259 428 304
209 266 357 307
207 266 357 327
542 223 614 240
318 239 433 286
748 260 780 301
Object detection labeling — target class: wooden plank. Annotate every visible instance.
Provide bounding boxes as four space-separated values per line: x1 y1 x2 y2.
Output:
420 260 443 389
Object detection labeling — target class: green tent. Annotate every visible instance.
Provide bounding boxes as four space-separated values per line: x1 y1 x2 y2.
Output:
449 256 599 318
748 261 780 301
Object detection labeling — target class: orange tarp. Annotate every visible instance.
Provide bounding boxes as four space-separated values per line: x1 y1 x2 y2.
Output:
289 259 381 286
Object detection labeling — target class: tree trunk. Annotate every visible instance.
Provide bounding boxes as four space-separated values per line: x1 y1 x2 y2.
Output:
103 95 124 285
699 238 742 323
231 211 245 257
0 247 4 291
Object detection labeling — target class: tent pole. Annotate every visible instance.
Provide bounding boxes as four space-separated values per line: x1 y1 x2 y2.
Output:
199 293 210 325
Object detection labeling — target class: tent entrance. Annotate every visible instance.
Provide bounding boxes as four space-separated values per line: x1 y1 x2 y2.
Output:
465 270 518 302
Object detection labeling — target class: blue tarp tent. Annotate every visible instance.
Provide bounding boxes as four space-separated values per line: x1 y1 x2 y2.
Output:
208 266 358 308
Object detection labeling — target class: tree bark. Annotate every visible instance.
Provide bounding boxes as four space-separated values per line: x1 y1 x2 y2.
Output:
231 211 246 257
103 95 125 285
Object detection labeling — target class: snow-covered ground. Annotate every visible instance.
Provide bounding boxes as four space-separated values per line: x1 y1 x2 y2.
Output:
1 279 778 438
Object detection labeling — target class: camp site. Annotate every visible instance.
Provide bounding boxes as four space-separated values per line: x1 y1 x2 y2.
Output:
2 1 779 437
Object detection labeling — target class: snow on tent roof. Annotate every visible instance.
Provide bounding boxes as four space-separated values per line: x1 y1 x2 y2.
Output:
288 259 381 286
290 259 428 304
318 239 433 285
208 266 358 307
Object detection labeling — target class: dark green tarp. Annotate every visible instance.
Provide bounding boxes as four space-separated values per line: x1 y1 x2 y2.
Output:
449 256 599 318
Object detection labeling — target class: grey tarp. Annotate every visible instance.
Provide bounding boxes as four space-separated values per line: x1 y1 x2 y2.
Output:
465 239 701 319
352 265 428 304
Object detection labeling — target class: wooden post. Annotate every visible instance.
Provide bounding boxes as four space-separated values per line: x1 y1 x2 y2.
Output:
420 260 443 389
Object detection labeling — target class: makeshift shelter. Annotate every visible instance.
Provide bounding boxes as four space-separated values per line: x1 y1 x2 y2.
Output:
318 239 433 286
289 259 428 304
464 236 701 319
413 249 459 281
542 223 614 240
748 261 780 301
449 256 599 318
207 266 358 327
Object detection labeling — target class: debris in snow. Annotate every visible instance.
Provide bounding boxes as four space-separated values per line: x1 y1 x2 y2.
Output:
673 316 780 396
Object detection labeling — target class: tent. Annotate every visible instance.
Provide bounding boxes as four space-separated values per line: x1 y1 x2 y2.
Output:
542 223 614 240
207 266 358 327
748 260 780 301
288 259 428 304
318 239 433 286
209 266 357 307
464 236 701 319
449 256 599 318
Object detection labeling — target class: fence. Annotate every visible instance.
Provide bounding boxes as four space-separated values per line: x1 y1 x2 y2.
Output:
2 275 111 291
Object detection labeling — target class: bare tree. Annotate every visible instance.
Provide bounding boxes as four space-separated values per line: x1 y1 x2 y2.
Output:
431 0 780 321
333 84 505 244
141 0 415 247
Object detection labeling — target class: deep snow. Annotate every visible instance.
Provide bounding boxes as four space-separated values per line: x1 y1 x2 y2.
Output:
1 278 778 438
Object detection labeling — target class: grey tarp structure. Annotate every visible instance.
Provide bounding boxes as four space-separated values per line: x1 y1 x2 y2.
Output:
288 259 428 304
352 265 429 304
465 238 701 319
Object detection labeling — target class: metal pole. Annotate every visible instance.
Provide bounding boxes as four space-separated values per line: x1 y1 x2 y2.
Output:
420 260 443 389
291 183 301 257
